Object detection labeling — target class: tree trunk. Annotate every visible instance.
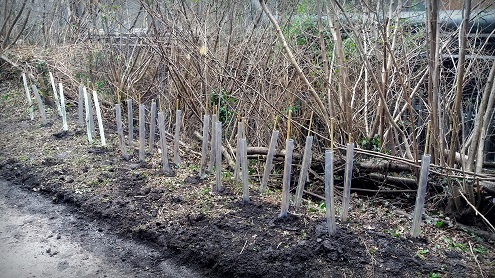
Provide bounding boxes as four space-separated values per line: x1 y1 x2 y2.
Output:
317 0 333 118
466 61 495 171
449 0 472 168
259 0 331 140
426 0 441 163
326 2 350 137
475 73 495 174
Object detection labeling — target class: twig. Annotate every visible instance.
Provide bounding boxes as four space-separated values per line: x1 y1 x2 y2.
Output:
468 241 485 278
459 191 495 233
361 238 375 277
239 239 248 255
456 223 495 241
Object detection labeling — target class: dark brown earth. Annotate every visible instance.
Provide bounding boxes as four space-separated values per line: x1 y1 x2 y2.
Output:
0 73 494 277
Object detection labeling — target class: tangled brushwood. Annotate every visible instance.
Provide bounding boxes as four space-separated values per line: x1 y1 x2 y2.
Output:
1 0 495 234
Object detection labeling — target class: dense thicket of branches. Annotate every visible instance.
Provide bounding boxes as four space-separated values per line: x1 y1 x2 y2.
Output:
2 0 495 217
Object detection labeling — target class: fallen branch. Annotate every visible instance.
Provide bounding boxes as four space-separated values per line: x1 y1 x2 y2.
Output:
468 241 485 278
368 173 417 188
300 187 415 203
307 168 417 195
456 223 495 242
357 159 413 173
459 191 495 233
242 146 303 160
480 181 495 196
309 165 418 191
0 54 21 69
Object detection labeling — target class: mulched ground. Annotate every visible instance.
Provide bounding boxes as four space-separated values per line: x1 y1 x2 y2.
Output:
0 77 494 277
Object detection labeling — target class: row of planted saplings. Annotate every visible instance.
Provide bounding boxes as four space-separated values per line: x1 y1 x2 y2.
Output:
201 109 431 238
20 72 431 238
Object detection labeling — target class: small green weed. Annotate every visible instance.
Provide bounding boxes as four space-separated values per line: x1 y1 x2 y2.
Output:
1 92 9 101
261 187 278 196
196 186 213 214
358 134 381 152
443 237 467 252
88 178 106 187
300 230 307 239
248 160 257 175
18 155 29 162
164 180 174 191
188 164 200 172
416 248 429 259
384 228 402 238
472 244 488 255
222 170 233 179
429 272 441 278
309 202 326 213
200 186 210 196
75 156 86 166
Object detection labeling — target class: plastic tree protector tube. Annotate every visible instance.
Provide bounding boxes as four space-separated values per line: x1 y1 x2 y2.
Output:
279 139 294 218
260 129 279 193
93 91 106 146
411 154 431 237
21 73 34 120
199 114 210 178
59 83 68 131
325 150 337 236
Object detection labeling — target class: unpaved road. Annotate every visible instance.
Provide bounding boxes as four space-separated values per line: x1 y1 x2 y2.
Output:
0 179 201 278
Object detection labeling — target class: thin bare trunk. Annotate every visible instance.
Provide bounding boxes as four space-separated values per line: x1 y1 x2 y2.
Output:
0 0 13 39
426 0 442 163
1 0 28 50
259 0 331 135
329 0 413 159
475 69 495 173
326 2 350 136
317 0 333 118
466 62 495 171
449 0 472 167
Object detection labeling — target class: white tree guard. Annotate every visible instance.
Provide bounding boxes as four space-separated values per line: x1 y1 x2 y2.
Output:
21 73 34 120
279 139 294 218
325 150 337 236
199 114 210 179
93 91 106 146
48 72 62 116
59 83 68 131
260 130 279 193
411 154 431 237
295 136 313 208
31 85 47 126
83 87 93 143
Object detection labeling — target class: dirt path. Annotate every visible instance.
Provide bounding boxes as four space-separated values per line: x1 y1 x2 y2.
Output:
0 179 201 278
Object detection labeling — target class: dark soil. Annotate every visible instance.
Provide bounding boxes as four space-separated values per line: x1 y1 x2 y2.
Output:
0 77 494 277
